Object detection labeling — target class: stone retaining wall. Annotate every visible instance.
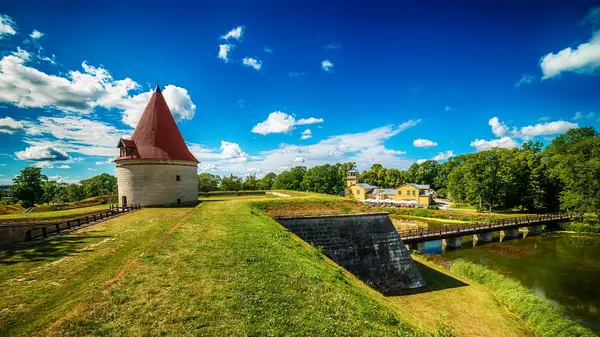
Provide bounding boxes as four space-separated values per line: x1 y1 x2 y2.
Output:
276 212 425 294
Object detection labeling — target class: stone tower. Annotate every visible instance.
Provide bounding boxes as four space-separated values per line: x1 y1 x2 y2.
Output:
346 168 358 187
115 85 198 206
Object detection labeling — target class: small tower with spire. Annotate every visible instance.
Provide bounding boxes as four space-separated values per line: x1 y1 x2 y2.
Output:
115 84 198 206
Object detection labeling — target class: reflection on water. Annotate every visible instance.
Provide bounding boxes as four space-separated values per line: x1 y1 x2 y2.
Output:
424 232 600 332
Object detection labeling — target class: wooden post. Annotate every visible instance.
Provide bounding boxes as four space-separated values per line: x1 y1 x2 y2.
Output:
77 218 81 226
42 227 47 237
26 230 31 241
56 223 60 234
66 220 71 229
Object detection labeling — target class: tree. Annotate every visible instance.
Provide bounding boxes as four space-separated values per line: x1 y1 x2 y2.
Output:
80 173 118 198
197 173 221 192
67 183 85 202
220 174 243 191
258 172 277 190
242 174 260 190
301 164 341 194
11 167 47 207
42 180 60 204
272 166 306 190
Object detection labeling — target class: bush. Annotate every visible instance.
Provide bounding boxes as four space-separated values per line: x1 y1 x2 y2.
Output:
427 205 439 210
450 260 594 337
555 222 600 233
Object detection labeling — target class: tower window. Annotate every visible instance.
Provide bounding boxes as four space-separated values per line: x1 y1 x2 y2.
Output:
176 175 181 181
177 198 181 204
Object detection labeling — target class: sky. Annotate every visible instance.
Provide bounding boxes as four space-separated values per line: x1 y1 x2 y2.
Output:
0 0 599 183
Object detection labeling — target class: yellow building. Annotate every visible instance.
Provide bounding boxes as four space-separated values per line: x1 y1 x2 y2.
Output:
346 183 378 201
394 183 434 207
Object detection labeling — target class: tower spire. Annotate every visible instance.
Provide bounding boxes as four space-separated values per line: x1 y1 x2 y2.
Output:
155 80 161 93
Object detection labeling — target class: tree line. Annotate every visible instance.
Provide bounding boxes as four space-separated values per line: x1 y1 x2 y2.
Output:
199 127 599 214
5 168 118 207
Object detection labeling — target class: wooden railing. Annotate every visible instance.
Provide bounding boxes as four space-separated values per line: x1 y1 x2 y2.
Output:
398 212 571 244
25 204 140 241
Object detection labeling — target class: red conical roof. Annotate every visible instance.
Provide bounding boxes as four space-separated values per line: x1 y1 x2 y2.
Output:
116 85 198 162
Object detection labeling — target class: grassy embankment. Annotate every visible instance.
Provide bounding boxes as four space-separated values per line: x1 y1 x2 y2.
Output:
1 194 424 336
0 204 110 224
417 256 595 337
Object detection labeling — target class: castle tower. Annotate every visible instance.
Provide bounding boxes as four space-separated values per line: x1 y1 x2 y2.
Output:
346 168 358 187
115 85 198 206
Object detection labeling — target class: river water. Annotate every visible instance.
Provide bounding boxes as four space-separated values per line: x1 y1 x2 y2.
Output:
422 231 600 332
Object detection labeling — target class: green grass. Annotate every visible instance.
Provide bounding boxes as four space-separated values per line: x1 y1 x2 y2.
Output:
0 204 110 224
449 259 594 337
1 196 423 336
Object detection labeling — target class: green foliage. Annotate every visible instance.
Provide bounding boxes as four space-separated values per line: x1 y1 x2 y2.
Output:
258 172 277 190
197 173 221 192
242 174 260 190
10 167 47 207
220 174 243 191
450 260 594 337
80 173 117 198
271 166 306 190
301 164 343 194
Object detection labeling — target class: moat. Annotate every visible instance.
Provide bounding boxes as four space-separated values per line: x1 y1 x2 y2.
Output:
422 231 600 332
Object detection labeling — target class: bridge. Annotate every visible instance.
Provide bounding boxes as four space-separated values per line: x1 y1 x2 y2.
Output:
397 212 572 250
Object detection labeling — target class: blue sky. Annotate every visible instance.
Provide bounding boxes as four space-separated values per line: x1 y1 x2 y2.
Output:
0 0 599 183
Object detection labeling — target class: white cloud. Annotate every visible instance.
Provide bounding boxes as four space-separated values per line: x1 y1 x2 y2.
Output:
95 159 112 165
413 138 438 148
221 26 243 41
540 30 600 79
0 117 25 134
88 168 96 171
242 57 262 70
301 129 312 140
511 120 578 139
470 137 519 152
489 117 509 137
16 145 70 161
432 150 454 161
218 44 233 62
289 72 305 78
321 60 334 72
0 48 195 128
0 14 16 38
251 111 324 135
515 74 536 88
324 42 341 49
192 121 419 176
56 165 70 169
264 47 273 53
572 111 594 120
29 30 44 39
444 106 452 112
581 7 600 25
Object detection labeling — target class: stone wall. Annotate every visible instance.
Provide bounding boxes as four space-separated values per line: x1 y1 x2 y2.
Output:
276 213 425 294
116 159 198 206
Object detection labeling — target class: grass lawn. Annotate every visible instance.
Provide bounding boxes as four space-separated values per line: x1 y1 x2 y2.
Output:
0 197 421 336
0 204 110 224
389 255 528 337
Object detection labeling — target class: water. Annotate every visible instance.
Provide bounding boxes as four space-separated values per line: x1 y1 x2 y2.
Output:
423 232 600 332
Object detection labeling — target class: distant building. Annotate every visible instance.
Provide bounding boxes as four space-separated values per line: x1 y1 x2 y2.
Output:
115 85 198 206
345 170 435 206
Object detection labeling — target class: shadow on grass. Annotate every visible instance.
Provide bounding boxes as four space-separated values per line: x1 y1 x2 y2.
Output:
392 260 468 296
0 234 112 265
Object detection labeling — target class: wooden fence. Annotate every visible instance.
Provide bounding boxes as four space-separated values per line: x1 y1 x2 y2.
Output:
25 204 140 241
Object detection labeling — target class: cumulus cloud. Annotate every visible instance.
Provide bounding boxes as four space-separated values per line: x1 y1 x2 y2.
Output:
251 111 324 135
511 120 578 139
29 30 43 39
294 157 305 163
289 72 305 78
0 117 25 134
321 60 334 72
0 14 16 38
242 57 262 70
489 117 509 137
540 30 600 79
56 165 70 169
581 7 600 25
515 74 536 88
432 150 454 161
301 129 312 140
218 44 233 62
264 47 273 53
0 48 195 128
221 26 243 41
470 137 519 152
16 145 70 161
413 138 438 148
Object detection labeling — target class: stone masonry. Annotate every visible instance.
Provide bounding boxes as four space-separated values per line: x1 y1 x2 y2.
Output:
116 159 198 206
276 212 426 294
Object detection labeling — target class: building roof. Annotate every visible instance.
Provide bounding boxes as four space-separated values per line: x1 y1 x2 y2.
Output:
115 85 198 162
401 183 430 190
372 188 396 195
356 183 378 189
